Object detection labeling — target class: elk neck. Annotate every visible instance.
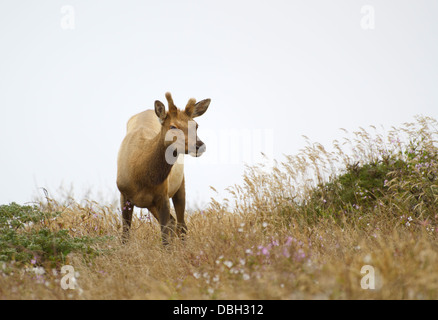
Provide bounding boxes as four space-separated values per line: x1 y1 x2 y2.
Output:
138 128 174 187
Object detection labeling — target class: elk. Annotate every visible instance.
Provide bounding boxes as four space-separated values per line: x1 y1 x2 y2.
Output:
116 92 210 244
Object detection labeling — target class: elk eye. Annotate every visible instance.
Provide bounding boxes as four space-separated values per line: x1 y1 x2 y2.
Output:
170 125 177 130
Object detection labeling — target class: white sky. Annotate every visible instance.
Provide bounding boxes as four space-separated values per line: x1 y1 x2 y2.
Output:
1 0 437 208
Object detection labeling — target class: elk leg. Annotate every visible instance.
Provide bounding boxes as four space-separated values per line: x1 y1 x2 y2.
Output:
172 177 187 238
149 207 176 226
157 198 174 245
121 194 134 243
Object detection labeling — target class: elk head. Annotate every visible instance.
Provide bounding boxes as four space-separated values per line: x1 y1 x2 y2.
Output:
154 92 210 163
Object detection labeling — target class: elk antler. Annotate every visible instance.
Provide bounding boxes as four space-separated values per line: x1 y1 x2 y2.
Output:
165 92 178 115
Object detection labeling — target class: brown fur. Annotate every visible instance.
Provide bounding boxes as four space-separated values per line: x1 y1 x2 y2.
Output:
116 92 210 244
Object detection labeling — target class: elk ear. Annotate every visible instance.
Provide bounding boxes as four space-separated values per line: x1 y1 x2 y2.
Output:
154 100 167 124
186 98 210 118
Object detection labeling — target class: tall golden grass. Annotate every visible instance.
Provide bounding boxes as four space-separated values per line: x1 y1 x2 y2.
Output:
1 116 437 299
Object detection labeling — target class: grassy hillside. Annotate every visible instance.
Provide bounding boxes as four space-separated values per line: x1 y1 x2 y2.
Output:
1 116 437 299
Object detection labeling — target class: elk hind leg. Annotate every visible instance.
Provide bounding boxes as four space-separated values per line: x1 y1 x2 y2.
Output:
121 194 134 243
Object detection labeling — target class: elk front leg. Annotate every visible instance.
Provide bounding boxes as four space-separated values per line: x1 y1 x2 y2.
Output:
149 207 176 226
121 194 134 243
172 178 187 238
157 198 174 245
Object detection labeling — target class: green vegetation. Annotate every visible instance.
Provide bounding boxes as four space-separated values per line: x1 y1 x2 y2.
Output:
308 138 437 221
0 202 105 266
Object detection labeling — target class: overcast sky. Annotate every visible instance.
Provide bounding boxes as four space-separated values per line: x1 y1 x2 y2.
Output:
1 0 437 208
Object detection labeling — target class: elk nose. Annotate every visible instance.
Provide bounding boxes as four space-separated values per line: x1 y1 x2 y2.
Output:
196 141 206 156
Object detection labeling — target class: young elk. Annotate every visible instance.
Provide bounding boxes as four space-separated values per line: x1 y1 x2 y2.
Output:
116 92 210 245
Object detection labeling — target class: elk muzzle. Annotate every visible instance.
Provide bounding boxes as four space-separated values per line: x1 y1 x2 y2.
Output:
195 139 206 157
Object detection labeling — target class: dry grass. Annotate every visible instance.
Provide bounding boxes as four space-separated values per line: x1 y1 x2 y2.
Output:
1 115 438 300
